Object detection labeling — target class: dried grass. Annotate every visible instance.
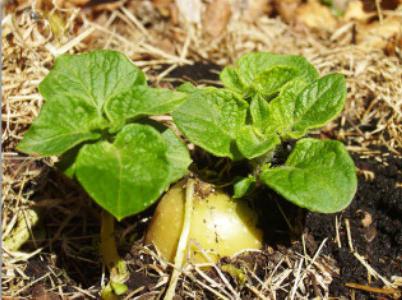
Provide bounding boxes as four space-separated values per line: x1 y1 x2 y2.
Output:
2 0 401 298
124 241 338 299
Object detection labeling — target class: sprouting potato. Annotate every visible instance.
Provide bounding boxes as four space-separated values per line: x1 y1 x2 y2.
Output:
145 180 263 263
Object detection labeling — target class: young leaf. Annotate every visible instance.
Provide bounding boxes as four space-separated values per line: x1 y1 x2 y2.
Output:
252 66 299 98
237 52 319 85
260 138 357 213
264 78 309 134
250 94 271 130
17 50 146 156
75 124 171 220
236 126 280 159
221 52 318 94
172 88 248 159
291 73 346 136
177 82 199 94
162 128 192 183
233 175 256 199
266 74 346 138
236 95 281 159
105 86 186 126
219 66 245 95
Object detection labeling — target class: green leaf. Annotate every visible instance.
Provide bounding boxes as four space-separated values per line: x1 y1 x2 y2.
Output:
291 73 346 136
260 138 357 213
237 52 319 86
221 52 319 95
233 175 256 199
17 50 146 156
236 126 280 159
236 95 280 159
105 86 186 126
252 66 299 98
173 88 248 159
220 66 245 95
250 94 271 131
267 74 346 138
75 124 171 220
162 128 192 183
16 100 102 156
264 78 309 134
177 82 199 94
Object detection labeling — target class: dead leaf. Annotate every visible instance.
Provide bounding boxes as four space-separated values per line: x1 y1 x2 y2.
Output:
153 0 175 17
203 0 232 37
361 0 401 12
343 0 373 22
384 35 402 56
274 0 302 24
241 0 273 22
331 0 350 13
295 0 338 31
356 16 402 49
155 37 177 55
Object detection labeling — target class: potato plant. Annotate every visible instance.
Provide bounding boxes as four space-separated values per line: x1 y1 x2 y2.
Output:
17 50 192 298
173 52 357 212
18 50 357 299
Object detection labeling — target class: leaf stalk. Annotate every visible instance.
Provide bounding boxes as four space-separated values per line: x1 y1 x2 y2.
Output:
100 210 129 299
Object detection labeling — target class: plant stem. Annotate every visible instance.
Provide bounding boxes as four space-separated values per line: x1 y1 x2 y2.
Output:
164 179 195 300
251 149 275 177
100 210 129 299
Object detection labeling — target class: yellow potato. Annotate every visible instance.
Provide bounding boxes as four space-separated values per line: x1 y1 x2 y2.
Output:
145 180 263 263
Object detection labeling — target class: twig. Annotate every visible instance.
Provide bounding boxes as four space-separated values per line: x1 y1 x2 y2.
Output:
335 216 342 248
353 252 392 287
246 284 269 300
289 259 303 300
344 218 354 252
375 0 384 23
345 282 401 298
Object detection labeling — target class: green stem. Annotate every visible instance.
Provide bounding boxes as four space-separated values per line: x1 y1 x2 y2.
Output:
251 149 275 177
100 211 129 300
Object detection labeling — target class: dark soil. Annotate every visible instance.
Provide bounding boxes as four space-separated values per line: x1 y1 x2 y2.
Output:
305 153 402 299
156 61 221 88
241 152 402 299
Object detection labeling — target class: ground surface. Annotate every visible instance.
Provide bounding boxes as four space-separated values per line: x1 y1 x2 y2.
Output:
2 0 402 299
306 153 402 298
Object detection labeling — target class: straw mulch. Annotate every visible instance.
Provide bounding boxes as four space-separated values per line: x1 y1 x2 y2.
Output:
2 0 401 298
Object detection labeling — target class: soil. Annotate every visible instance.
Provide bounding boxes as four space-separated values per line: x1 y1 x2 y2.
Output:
305 153 402 299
